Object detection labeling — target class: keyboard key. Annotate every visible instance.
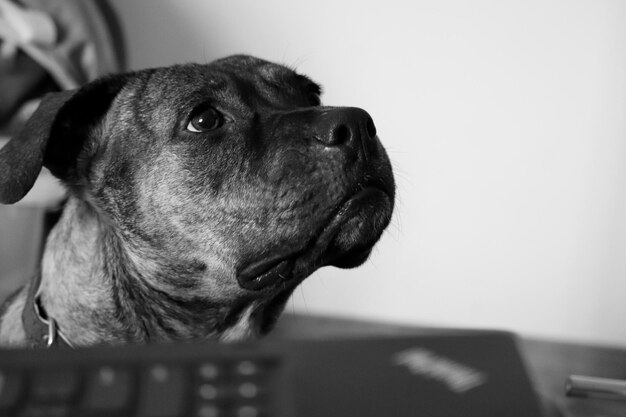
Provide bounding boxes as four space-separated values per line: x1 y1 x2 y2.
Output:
80 366 134 415
19 405 72 417
198 363 222 381
197 383 220 401
196 404 225 417
233 361 259 377
196 382 265 403
231 359 277 380
237 382 262 400
234 404 265 417
31 370 80 403
0 370 25 412
135 364 188 417
198 383 249 403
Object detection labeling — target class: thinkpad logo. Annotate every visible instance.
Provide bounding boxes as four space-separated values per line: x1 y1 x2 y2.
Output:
392 347 488 393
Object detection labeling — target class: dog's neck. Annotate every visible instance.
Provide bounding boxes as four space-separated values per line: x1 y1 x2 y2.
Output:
37 197 259 346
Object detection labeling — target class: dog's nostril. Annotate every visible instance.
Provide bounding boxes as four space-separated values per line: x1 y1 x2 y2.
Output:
366 117 376 139
332 124 351 145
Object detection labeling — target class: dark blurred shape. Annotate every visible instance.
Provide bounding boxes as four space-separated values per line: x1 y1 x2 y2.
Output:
0 0 125 135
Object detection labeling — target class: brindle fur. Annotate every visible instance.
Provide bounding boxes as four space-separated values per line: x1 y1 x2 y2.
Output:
0 55 394 347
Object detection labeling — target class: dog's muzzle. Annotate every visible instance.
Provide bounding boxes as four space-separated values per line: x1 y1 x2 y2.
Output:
236 107 395 292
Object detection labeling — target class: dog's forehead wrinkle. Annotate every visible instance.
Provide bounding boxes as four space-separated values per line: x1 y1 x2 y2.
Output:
257 63 323 105
102 71 181 146
94 84 167 169
125 61 311 128
258 62 298 86
152 65 241 114
207 59 310 111
112 70 159 123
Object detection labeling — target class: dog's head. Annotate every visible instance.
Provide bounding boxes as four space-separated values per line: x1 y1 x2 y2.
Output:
0 55 394 338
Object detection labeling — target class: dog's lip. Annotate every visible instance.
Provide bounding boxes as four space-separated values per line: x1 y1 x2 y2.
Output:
314 184 393 266
237 257 295 291
336 185 390 217
236 182 393 292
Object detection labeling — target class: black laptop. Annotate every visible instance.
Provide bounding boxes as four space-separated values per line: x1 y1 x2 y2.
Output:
286 331 545 417
0 331 546 416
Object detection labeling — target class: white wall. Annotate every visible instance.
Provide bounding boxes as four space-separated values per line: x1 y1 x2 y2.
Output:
109 0 626 346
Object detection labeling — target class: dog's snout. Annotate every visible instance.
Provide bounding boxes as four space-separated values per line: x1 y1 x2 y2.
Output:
314 107 376 148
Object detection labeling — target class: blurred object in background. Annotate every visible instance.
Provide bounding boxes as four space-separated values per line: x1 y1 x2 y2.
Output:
0 205 44 297
0 0 125 300
0 0 125 135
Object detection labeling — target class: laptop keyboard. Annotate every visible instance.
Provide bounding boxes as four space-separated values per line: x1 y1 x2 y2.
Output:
0 351 283 417
0 332 549 417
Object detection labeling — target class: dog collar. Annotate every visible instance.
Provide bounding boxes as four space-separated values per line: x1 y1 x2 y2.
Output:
22 271 73 349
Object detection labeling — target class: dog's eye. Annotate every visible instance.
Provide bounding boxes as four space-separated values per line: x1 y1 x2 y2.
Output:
186 106 223 132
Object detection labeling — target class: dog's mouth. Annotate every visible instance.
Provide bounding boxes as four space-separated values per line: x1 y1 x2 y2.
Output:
236 182 394 292
237 257 295 291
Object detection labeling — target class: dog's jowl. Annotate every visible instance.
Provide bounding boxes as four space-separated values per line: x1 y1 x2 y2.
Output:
0 55 395 347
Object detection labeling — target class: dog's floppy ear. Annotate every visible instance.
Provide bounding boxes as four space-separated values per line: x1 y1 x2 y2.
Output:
0 91 74 204
0 76 128 204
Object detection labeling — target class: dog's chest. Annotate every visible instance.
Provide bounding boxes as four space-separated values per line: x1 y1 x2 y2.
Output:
219 305 257 342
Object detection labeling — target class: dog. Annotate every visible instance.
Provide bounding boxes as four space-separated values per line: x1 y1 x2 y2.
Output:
0 55 395 348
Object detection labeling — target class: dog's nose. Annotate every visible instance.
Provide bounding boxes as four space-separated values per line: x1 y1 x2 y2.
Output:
313 107 377 148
